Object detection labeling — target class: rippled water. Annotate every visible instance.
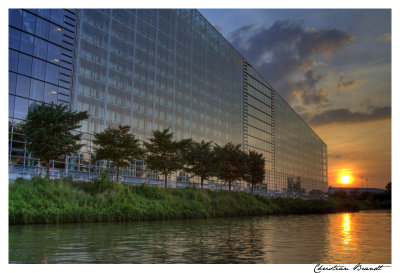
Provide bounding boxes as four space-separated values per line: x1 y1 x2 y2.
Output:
9 210 391 264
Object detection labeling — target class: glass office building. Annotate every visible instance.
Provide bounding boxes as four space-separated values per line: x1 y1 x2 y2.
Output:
9 9 327 196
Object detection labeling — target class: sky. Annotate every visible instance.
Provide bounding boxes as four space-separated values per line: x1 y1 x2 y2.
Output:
199 9 392 189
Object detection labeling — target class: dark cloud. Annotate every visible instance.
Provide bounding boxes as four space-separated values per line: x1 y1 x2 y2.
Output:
297 28 354 57
308 106 391 126
228 19 354 103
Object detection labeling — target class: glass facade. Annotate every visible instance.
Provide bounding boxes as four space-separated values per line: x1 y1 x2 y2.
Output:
9 9 77 174
243 61 274 191
8 9 327 196
274 93 328 196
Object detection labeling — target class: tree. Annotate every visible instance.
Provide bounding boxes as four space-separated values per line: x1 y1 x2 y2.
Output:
21 103 88 178
144 128 191 188
93 125 144 183
243 150 265 194
183 140 215 189
214 142 247 191
385 182 391 194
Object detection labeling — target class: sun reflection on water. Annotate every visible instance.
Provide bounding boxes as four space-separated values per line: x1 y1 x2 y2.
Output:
341 213 352 245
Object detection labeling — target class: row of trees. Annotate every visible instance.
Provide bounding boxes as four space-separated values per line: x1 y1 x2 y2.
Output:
19 103 266 193
94 126 266 192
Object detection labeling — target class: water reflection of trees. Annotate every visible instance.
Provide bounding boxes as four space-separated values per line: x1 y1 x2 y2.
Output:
10 215 329 263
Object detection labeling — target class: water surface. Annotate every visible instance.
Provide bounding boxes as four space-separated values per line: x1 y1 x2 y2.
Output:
9 210 391 263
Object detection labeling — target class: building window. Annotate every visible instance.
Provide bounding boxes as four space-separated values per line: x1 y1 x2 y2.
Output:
9 9 22 29
9 72 17 95
35 17 50 39
9 95 15 117
44 83 58 103
14 97 29 120
37 9 51 20
9 27 20 50
50 9 64 26
20 32 34 55
16 74 30 98
32 58 46 81
17 53 33 76
21 11 36 34
9 50 18 72
30 79 44 101
45 62 59 85
49 23 62 44
33 37 48 59
47 43 61 63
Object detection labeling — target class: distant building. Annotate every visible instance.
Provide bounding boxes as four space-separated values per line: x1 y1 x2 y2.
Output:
9 9 327 197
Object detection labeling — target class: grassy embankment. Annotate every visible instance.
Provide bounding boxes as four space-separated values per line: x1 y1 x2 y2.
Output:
9 176 378 225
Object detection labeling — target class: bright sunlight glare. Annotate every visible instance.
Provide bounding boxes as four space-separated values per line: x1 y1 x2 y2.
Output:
340 174 351 184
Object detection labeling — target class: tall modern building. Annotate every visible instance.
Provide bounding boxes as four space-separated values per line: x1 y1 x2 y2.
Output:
9 9 328 197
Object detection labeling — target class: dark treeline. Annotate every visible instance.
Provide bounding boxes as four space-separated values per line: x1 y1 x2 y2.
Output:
328 182 391 209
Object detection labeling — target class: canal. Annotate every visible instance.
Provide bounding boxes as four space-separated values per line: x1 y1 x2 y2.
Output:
9 210 391 263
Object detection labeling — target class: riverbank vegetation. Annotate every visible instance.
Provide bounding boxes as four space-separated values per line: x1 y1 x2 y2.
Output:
9 176 372 225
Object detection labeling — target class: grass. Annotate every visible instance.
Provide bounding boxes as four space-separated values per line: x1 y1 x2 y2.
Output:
9 176 368 225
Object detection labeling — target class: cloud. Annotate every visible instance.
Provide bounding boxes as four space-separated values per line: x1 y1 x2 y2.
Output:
329 154 342 159
336 80 361 91
361 98 372 107
335 73 363 91
378 33 391 42
300 88 330 105
290 69 330 104
308 106 391 126
227 19 354 103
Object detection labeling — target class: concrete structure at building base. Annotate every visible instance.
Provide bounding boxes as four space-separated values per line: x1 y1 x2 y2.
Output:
8 9 328 198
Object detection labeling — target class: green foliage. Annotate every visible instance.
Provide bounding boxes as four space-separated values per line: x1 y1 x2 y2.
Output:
20 103 88 177
93 125 144 183
9 177 367 225
183 140 215 189
243 150 266 194
214 142 247 191
93 172 114 192
144 128 191 188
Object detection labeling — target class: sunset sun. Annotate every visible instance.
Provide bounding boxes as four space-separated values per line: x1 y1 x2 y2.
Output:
340 174 351 184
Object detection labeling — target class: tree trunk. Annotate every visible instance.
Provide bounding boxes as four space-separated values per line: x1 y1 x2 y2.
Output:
229 182 231 191
116 166 120 183
251 184 254 194
46 160 50 179
164 174 168 188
